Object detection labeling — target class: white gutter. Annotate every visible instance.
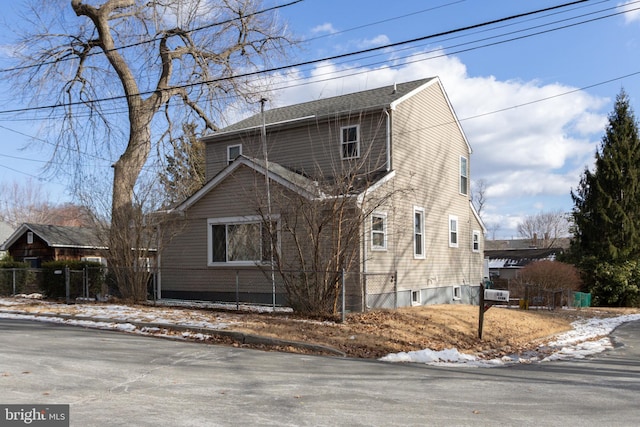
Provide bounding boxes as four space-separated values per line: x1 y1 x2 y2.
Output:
385 109 391 172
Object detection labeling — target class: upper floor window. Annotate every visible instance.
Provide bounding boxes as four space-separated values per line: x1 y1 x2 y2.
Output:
460 156 468 195
227 144 242 164
27 231 33 245
414 207 425 258
208 216 276 265
340 125 360 159
371 213 387 251
472 230 481 252
449 215 459 248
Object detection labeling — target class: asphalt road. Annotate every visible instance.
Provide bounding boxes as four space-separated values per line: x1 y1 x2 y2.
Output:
1 318 639 427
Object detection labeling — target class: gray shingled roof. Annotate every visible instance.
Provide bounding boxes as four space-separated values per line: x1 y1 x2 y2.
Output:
19 223 105 249
220 78 435 132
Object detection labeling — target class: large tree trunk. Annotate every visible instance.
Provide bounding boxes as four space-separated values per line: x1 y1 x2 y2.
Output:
109 111 153 301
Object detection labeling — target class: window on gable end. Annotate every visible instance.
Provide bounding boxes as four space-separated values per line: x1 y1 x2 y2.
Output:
340 125 360 159
460 156 468 195
472 230 481 252
371 213 387 251
449 215 459 248
227 144 242 164
414 207 425 258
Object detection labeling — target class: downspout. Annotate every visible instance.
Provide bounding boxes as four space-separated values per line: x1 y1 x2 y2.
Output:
385 109 391 172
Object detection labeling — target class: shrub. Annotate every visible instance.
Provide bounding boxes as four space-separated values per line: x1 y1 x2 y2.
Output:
588 260 640 307
40 260 106 299
0 257 30 295
516 260 582 292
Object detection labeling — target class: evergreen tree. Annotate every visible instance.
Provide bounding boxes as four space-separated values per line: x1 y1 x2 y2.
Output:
160 123 206 207
570 89 640 306
571 89 640 261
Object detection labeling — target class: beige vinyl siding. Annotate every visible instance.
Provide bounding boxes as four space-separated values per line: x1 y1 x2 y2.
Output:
389 80 483 298
161 166 276 296
206 111 389 180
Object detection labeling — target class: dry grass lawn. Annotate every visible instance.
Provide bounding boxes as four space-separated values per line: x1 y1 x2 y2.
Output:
3 298 638 359
232 305 638 358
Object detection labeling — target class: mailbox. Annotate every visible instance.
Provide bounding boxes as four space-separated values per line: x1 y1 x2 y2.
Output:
484 289 509 302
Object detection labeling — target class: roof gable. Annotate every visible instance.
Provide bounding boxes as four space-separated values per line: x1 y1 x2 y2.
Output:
204 78 436 138
174 156 321 212
0 223 105 251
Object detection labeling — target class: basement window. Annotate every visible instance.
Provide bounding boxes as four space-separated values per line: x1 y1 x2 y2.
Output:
411 290 421 305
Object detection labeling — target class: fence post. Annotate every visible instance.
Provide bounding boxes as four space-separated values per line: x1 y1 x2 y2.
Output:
341 269 346 323
235 270 239 311
394 271 398 310
12 268 16 296
84 266 89 299
65 266 70 304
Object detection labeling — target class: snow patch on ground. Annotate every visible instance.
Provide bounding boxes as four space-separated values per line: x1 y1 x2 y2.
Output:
2 297 639 368
381 313 640 367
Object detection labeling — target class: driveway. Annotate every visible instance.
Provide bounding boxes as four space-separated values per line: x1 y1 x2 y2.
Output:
1 318 639 426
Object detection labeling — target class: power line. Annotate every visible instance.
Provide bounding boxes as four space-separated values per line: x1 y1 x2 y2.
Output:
0 0 305 74
1 0 635 125
302 0 467 43
0 0 594 116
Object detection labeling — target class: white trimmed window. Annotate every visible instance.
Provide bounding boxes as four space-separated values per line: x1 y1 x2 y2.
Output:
371 213 387 251
414 207 425 258
208 216 277 265
227 144 242 164
453 286 461 300
340 125 360 159
472 230 481 252
412 290 421 305
449 215 459 248
460 156 468 195
27 231 33 245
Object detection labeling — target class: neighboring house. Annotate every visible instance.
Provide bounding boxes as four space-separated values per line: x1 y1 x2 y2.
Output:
0 223 107 267
0 221 15 259
485 237 571 251
159 77 485 310
485 248 564 280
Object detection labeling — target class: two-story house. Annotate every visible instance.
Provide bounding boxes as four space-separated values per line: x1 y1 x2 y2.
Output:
158 77 485 311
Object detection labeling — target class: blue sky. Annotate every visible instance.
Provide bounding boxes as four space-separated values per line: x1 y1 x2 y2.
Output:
1 0 640 238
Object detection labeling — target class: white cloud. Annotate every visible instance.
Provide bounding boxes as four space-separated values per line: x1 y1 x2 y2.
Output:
619 1 640 24
356 34 391 49
311 23 338 34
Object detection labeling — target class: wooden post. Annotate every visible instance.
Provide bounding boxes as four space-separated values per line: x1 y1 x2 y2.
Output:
478 282 485 339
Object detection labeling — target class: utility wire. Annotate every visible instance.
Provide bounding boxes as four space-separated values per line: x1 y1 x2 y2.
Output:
0 0 593 115
0 0 305 74
1 0 635 123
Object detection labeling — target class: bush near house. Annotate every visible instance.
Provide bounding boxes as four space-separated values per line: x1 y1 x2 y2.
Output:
580 257 640 307
509 260 582 308
0 256 30 295
40 261 106 299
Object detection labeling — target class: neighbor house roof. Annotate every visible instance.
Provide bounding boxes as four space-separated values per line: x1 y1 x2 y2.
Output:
485 248 563 269
0 223 106 251
203 78 436 139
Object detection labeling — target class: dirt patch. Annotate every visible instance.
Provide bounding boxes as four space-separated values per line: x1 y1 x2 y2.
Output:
2 298 638 359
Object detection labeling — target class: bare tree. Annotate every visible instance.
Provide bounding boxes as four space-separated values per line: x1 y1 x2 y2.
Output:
10 0 292 300
246 120 413 315
0 179 92 228
471 178 488 219
517 209 569 248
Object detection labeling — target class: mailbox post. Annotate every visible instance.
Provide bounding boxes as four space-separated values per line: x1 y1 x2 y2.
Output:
478 283 510 339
